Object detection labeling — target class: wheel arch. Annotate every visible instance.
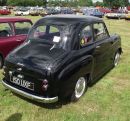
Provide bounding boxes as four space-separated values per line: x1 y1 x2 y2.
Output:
57 55 94 99
58 55 94 81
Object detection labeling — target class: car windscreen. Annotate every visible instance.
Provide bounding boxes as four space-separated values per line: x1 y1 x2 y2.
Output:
28 24 74 50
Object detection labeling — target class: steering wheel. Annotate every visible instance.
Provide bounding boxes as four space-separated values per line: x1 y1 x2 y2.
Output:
0 30 10 37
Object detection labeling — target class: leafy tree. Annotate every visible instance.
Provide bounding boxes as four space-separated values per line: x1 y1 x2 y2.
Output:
93 1 104 7
0 0 7 5
86 0 93 6
119 0 129 6
103 0 113 7
103 0 129 7
7 0 46 6
78 0 93 6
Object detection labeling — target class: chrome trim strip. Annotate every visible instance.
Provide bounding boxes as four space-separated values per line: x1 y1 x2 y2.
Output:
2 80 58 103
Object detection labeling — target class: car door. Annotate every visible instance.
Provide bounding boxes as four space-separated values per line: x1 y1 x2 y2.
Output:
74 24 95 77
0 22 22 58
92 22 111 80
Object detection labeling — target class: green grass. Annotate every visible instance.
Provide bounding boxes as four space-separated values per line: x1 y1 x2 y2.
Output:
0 16 130 121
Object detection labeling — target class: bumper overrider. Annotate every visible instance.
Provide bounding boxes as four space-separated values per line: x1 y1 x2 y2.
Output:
2 80 58 103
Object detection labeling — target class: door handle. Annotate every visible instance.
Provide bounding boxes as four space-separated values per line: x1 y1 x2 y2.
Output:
96 45 100 49
16 39 22 42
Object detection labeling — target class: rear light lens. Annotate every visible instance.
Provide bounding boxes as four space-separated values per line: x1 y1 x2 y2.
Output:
41 79 48 91
2 66 6 75
2 70 5 75
3 66 6 69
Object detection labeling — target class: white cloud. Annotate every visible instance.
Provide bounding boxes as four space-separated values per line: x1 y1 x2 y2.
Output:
92 0 103 3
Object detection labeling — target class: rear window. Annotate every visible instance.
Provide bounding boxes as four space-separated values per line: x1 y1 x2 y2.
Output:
32 25 60 41
15 22 32 35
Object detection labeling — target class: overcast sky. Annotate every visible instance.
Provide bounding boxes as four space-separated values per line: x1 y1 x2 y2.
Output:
92 0 103 3
92 0 130 3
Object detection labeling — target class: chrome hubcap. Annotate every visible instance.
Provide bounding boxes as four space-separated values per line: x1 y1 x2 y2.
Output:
75 77 86 98
114 52 120 66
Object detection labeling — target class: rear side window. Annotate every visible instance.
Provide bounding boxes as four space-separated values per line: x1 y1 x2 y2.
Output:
15 22 32 35
50 26 59 33
93 23 109 41
80 25 93 47
36 25 46 33
0 23 12 37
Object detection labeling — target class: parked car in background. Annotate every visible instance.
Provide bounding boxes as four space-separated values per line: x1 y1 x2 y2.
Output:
92 8 104 18
83 8 104 18
0 9 11 15
2 15 122 103
99 7 111 14
61 8 74 14
39 9 48 17
125 14 130 20
127 6 130 11
0 17 32 68
46 8 61 15
29 9 39 16
73 8 82 15
15 7 30 16
106 13 126 19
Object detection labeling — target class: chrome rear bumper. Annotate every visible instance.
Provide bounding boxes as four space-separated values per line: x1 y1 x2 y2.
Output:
2 80 58 103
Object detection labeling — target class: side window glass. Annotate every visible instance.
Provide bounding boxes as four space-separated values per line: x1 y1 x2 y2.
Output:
36 26 46 33
49 26 59 33
15 22 32 35
93 23 109 41
0 23 12 37
33 25 46 39
49 26 60 36
80 25 92 47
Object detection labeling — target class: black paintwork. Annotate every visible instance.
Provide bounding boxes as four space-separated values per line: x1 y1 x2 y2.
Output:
3 15 122 100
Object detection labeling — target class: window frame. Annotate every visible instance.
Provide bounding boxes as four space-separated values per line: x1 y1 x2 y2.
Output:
92 22 110 42
0 22 14 38
31 24 60 40
79 24 94 49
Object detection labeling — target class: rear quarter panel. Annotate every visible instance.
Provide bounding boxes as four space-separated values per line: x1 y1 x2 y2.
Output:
0 35 26 58
54 51 94 97
109 34 122 59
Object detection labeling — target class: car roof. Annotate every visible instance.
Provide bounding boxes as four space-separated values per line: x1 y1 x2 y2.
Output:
36 14 103 25
0 17 32 23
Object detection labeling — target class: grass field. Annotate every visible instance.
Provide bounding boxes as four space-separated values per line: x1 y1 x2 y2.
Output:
0 16 130 121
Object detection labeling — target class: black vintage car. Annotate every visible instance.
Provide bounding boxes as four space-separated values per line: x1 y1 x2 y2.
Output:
2 15 122 103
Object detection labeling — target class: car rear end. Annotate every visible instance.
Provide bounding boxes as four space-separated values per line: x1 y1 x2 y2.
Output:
2 61 58 103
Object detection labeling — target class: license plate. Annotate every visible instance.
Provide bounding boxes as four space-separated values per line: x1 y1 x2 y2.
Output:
10 76 34 91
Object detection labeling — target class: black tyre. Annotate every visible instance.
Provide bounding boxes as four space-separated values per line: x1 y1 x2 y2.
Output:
0 56 3 68
114 51 121 67
71 77 88 102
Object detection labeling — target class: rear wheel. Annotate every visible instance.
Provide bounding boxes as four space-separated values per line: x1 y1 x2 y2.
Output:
114 51 121 67
71 77 87 102
0 55 3 68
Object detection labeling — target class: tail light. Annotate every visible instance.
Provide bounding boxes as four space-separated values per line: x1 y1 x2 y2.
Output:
41 79 48 91
2 71 5 75
2 66 6 75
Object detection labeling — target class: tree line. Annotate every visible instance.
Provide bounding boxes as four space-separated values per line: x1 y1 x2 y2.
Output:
0 0 129 7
